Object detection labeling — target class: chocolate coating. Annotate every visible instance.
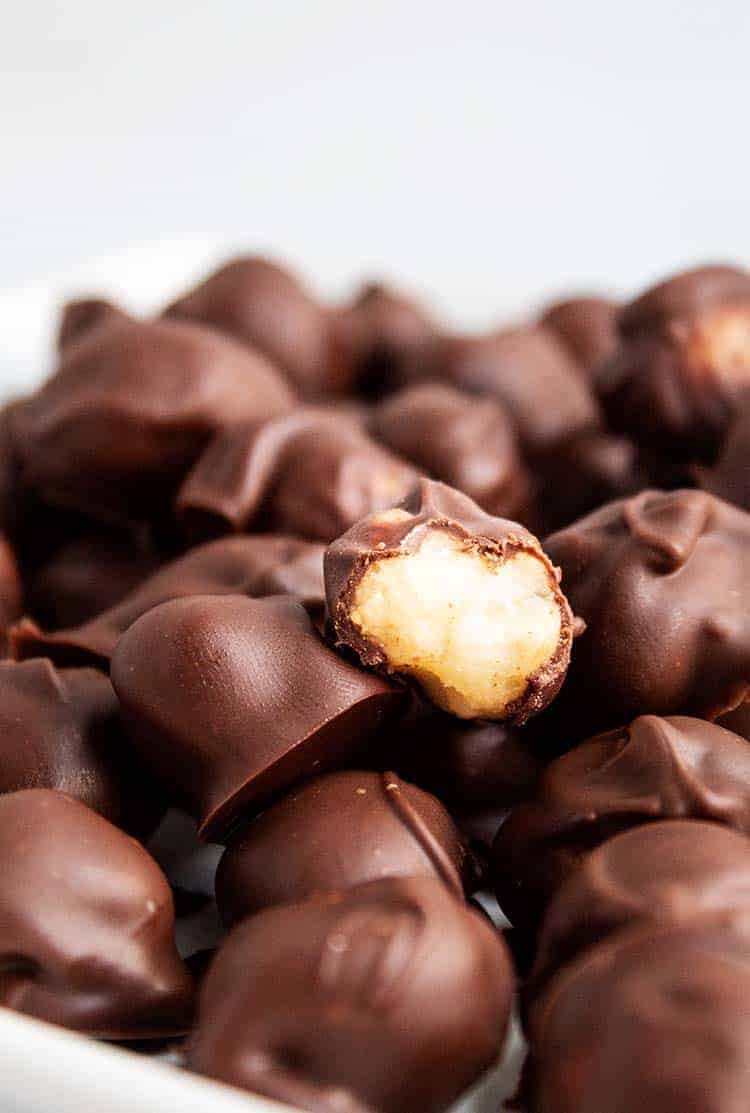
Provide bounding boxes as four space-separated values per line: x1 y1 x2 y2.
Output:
11 310 294 523
530 820 750 995
527 924 750 1113
12 534 324 668
111 594 406 840
542 489 750 738
0 532 21 654
164 256 336 397
597 264 750 464
368 381 530 520
540 296 619 375
177 408 417 543
216 769 471 924
699 391 750 511
56 297 129 350
188 877 514 1113
492 715 750 934
325 478 576 722
0 789 193 1038
0 658 162 836
330 281 440 397
435 326 601 460
27 531 159 630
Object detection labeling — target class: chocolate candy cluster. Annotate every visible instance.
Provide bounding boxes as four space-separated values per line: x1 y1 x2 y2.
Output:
0 256 749 1112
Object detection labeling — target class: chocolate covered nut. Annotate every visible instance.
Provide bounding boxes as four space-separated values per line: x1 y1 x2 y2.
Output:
434 326 601 460
368 381 531 520
699 392 750 511
0 658 162 837
325 478 576 721
540 296 619 375
215 770 470 924
526 925 750 1113
11 310 295 524
541 489 750 738
164 256 337 397
0 789 193 1038
188 877 514 1113
176 408 417 543
492 715 750 934
597 264 750 465
329 281 440 397
111 595 405 840
12 533 324 667
28 531 159 630
530 820 750 996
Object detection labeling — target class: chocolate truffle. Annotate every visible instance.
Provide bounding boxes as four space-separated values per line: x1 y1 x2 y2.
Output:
542 489 750 739
329 281 440 397
0 658 162 836
176 408 417 543
540 295 619 375
699 391 750 511
164 256 336 397
325 478 576 722
0 789 193 1038
12 533 324 668
530 820 750 995
27 530 159 630
435 326 601 460
111 594 405 840
492 715 750 933
526 924 750 1113
11 309 295 524
216 769 470 924
188 877 514 1113
596 264 750 465
368 381 531 520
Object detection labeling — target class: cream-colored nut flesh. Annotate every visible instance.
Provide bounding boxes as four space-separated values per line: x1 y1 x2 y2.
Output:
349 529 562 719
690 306 750 382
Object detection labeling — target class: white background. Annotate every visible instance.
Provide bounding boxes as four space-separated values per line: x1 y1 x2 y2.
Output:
2 0 750 385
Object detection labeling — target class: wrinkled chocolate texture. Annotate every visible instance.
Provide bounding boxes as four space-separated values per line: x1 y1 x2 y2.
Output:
12 533 324 667
492 715 750 933
188 877 514 1113
216 769 470 924
177 408 417 543
0 789 193 1038
111 594 406 840
541 489 750 739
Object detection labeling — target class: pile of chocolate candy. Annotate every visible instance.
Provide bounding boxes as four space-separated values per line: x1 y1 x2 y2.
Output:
0 257 749 1113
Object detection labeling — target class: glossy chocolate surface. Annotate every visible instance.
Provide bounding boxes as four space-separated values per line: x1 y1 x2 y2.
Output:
527 924 750 1113
530 819 750 994
216 769 470 924
368 381 530 520
111 594 405 840
12 534 324 667
542 489 750 738
0 789 193 1038
492 715 750 933
0 658 162 836
597 264 750 464
189 877 514 1113
177 408 416 543
325 478 576 723
11 309 295 524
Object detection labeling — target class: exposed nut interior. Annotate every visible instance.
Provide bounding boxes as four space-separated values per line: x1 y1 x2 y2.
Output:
689 306 750 383
349 528 562 719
